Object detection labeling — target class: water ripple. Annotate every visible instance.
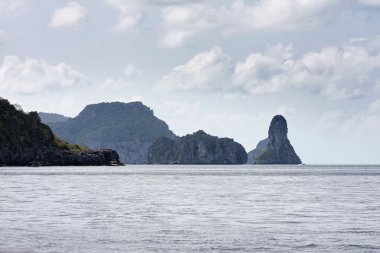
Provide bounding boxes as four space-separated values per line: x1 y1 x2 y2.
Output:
0 165 379 252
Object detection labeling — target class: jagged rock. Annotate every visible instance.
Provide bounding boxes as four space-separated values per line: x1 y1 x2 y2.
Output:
249 115 302 164
47 102 176 164
41 149 121 166
148 130 247 164
0 98 122 166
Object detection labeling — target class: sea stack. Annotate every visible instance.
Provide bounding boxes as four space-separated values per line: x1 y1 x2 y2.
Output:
148 130 247 164
248 115 302 164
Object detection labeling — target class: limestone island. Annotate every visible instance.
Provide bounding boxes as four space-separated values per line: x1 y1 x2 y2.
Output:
0 98 122 166
148 130 247 164
43 102 176 164
248 115 302 164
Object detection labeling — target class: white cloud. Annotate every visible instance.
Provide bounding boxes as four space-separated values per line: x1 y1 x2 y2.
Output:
317 100 380 134
239 0 343 30
160 30 194 48
104 0 142 31
0 55 88 94
159 4 213 47
233 37 380 99
0 0 29 13
341 100 380 133
276 106 296 116
56 96 76 114
106 0 197 6
343 114 380 133
0 1 26 46
102 0 347 46
104 0 203 32
102 78 134 91
0 29 7 43
101 64 142 91
129 94 143 102
123 64 143 78
102 0 380 46
157 35 380 98
158 0 345 47
369 99 380 113
317 110 344 130
357 0 380 6
158 46 232 91
50 2 87 27
105 0 213 41
153 99 252 141
233 44 297 94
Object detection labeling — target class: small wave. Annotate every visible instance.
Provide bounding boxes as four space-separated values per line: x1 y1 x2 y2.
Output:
295 243 318 249
344 244 380 250
0 249 33 253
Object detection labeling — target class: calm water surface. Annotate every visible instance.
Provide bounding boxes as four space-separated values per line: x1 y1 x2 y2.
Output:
0 165 380 252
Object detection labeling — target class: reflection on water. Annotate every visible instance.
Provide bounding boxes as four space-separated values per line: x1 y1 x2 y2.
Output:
0 165 380 252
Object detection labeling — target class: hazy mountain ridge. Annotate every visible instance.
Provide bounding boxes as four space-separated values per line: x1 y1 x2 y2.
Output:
247 138 269 164
38 112 71 123
47 102 177 164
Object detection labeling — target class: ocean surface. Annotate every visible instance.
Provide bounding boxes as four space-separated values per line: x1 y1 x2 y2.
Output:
0 165 380 253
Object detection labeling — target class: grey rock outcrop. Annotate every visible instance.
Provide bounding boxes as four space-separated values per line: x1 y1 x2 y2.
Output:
48 102 176 164
148 130 247 164
0 147 121 166
38 149 121 166
247 138 269 164
249 115 302 164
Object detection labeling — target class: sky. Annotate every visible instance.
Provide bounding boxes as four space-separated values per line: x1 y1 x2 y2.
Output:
0 0 380 164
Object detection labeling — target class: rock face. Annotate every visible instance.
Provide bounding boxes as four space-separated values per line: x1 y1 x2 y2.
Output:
37 149 121 166
48 102 176 164
148 130 247 164
38 112 70 124
249 115 302 164
0 98 121 166
247 138 269 164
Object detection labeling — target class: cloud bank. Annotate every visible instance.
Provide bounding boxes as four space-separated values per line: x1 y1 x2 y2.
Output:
0 55 88 94
50 1 88 27
159 35 380 100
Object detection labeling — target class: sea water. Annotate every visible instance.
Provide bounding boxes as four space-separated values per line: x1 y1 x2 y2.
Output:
0 165 379 253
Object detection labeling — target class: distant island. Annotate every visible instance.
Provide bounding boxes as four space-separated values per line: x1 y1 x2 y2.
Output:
43 102 176 164
0 98 121 166
248 115 302 164
148 130 247 164
1 97 302 166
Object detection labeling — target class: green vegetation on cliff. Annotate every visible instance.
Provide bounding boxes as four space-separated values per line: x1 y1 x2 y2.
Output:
54 137 88 152
0 99 54 150
0 98 121 166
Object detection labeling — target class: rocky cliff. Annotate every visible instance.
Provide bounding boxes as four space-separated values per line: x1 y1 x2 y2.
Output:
249 115 302 164
0 98 121 166
148 130 247 164
48 102 176 164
